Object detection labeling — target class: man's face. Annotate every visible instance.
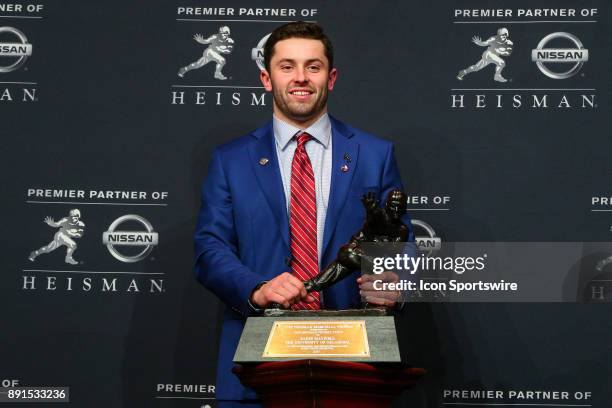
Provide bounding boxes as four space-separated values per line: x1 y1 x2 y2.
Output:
219 28 229 40
500 33 507 41
260 38 337 125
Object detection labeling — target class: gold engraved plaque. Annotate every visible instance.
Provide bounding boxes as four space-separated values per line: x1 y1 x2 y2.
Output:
262 320 370 358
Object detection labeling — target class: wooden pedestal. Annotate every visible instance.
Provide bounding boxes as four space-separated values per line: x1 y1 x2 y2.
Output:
232 359 425 408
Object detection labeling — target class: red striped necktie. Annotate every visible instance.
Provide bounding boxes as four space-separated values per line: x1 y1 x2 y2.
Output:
289 132 321 310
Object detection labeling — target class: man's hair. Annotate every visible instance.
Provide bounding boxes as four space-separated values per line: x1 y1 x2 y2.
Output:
263 21 334 72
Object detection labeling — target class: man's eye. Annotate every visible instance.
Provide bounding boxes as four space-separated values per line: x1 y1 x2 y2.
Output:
308 65 321 72
280 66 292 71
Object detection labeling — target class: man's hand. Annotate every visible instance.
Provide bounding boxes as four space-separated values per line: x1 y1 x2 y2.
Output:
193 33 206 44
44 217 55 226
357 272 400 308
251 272 316 309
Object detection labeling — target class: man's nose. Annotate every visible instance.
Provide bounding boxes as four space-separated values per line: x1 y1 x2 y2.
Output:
293 67 308 83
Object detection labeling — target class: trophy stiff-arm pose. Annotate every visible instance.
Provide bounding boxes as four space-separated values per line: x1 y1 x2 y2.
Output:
304 190 409 292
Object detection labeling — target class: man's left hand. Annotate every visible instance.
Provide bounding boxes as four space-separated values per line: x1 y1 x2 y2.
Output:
357 272 400 308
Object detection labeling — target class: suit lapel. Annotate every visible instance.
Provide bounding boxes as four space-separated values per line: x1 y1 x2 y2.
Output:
322 118 358 257
247 122 290 250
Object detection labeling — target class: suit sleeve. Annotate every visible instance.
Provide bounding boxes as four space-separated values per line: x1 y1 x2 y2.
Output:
194 148 264 317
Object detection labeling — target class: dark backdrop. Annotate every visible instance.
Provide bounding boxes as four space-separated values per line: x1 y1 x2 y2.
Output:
2 1 611 407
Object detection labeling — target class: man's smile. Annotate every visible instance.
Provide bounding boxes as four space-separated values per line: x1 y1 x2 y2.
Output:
288 88 315 100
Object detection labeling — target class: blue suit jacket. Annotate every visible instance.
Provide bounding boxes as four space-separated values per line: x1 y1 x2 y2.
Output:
194 116 412 401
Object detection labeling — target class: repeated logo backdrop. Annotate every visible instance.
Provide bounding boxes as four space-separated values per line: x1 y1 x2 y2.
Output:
2 0 611 407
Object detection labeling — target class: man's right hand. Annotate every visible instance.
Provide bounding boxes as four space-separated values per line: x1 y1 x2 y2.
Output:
251 272 316 309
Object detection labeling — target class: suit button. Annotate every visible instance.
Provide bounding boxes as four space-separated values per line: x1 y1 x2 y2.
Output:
285 256 292 267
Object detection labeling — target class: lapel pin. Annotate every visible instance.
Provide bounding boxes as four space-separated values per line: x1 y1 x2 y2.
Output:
340 164 349 173
259 157 269 166
343 153 351 163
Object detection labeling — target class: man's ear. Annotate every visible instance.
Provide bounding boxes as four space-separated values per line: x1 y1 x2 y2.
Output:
327 67 338 91
260 69 273 91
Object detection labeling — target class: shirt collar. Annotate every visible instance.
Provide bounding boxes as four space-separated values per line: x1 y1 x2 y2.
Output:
273 113 331 151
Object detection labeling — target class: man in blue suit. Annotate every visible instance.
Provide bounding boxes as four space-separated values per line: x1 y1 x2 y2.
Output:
194 22 412 407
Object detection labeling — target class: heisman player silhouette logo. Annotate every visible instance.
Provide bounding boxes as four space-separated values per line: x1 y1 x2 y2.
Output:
177 26 234 80
457 28 513 83
29 209 85 265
